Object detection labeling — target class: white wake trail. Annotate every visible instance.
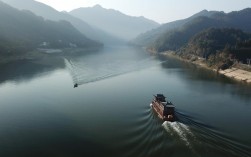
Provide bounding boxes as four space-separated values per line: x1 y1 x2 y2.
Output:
162 121 191 146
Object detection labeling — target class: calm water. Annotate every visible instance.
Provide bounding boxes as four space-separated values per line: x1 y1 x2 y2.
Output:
0 46 251 157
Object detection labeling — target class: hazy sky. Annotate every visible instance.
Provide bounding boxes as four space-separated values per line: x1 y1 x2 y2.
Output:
36 0 251 23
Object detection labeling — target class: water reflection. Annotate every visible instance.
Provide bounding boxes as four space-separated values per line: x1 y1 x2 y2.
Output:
0 46 251 157
0 58 65 85
64 46 163 87
160 55 251 101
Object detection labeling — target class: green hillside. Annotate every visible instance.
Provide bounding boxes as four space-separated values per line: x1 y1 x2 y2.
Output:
180 28 251 68
0 1 102 56
135 8 251 53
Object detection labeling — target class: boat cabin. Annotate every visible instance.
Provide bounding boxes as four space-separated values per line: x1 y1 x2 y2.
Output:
152 94 175 121
74 83 78 88
155 94 166 102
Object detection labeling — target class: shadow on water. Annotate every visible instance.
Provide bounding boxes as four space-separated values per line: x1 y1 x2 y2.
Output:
0 48 101 86
0 58 65 85
160 56 251 101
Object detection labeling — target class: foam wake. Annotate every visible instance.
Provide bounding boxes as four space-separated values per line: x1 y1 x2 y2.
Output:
162 121 195 147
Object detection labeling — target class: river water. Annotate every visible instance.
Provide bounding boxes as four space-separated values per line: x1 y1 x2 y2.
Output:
0 46 251 157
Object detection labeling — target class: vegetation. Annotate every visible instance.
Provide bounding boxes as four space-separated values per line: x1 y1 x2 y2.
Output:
136 8 251 53
179 28 251 69
133 8 251 69
1 0 123 44
132 9 218 46
0 1 102 58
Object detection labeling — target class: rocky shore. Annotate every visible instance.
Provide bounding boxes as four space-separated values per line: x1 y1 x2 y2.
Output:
218 68 251 83
159 51 251 84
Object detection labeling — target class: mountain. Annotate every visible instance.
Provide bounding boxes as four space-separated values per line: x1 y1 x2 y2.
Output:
180 28 251 68
69 5 159 40
181 28 251 58
132 10 218 46
1 0 123 44
150 8 251 52
0 1 101 55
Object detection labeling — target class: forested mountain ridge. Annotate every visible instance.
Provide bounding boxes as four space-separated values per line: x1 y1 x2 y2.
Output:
132 9 218 46
1 0 123 44
180 28 251 60
69 5 159 40
152 16 224 52
132 8 251 53
149 8 251 52
0 1 102 55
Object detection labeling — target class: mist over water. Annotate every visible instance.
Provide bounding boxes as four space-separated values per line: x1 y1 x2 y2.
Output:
0 46 251 157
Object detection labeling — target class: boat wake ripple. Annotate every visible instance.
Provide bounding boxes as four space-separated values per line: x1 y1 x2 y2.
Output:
162 121 196 148
170 111 251 157
64 57 164 86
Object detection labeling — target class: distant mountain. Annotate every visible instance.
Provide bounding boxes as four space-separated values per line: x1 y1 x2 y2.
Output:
69 5 159 40
132 10 218 46
1 0 123 44
150 8 251 52
0 1 101 55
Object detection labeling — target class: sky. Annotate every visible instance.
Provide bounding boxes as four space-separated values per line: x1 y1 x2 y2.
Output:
36 0 251 24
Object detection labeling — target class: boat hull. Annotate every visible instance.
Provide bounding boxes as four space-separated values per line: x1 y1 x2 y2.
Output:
151 101 175 122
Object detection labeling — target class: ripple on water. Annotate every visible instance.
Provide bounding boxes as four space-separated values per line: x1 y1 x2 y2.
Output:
64 58 165 86
118 107 168 157
170 111 251 157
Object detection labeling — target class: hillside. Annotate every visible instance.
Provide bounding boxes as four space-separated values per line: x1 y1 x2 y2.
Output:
132 9 218 46
69 5 159 40
0 1 101 55
150 8 251 52
1 0 123 44
179 28 251 68
181 28 251 58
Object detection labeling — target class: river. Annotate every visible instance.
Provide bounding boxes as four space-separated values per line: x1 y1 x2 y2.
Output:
0 46 250 157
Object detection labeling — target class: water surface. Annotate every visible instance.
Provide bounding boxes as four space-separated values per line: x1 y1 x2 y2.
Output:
0 46 251 157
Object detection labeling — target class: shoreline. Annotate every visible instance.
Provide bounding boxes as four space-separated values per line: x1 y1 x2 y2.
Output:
158 51 251 84
0 47 102 65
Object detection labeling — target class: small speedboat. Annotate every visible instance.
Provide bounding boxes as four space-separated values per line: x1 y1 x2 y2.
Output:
151 94 175 121
74 83 78 88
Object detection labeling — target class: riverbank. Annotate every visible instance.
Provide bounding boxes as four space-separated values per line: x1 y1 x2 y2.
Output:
0 47 102 65
218 68 251 83
159 51 251 84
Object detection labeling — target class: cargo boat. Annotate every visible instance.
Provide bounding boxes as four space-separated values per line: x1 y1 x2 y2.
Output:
151 94 175 121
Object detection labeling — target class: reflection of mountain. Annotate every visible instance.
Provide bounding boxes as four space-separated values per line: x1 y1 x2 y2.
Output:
1 0 123 44
160 55 232 82
70 5 159 40
0 58 65 85
160 56 251 101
